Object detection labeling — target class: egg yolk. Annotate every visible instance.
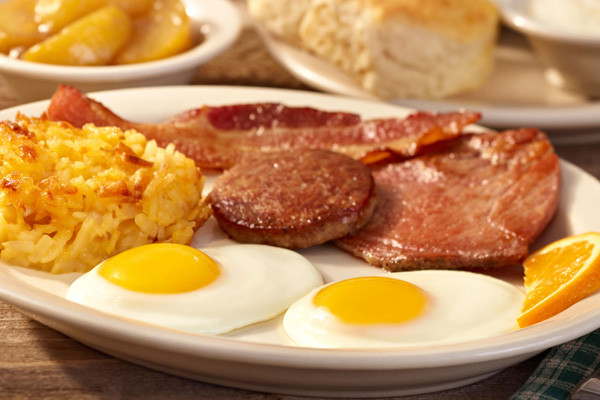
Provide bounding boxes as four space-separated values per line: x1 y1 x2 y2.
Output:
313 276 427 324
98 243 220 294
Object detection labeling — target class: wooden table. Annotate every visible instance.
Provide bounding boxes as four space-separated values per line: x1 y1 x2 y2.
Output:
2 9 600 399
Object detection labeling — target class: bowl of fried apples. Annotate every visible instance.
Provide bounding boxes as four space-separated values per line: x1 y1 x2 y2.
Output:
0 0 241 103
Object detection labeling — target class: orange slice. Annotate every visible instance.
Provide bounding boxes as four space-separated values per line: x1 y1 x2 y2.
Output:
518 232 600 328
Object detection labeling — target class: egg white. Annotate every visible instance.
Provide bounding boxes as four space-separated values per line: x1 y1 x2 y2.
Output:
283 270 525 348
66 244 323 335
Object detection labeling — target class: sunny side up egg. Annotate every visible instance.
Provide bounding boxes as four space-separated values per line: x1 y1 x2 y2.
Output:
66 243 323 335
283 270 525 348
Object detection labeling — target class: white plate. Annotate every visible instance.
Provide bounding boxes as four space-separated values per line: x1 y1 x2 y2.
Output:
1 86 600 398
254 24 600 132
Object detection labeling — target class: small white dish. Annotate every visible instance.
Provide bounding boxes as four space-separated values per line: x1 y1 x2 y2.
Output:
0 86 600 397
498 0 600 98
0 0 241 104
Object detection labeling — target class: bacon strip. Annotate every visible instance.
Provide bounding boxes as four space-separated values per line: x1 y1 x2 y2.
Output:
46 85 481 169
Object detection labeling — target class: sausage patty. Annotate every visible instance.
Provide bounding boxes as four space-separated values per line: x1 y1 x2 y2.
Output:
209 149 376 249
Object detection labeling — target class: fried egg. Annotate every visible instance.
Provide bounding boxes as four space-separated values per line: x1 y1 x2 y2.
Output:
66 243 323 335
283 270 524 348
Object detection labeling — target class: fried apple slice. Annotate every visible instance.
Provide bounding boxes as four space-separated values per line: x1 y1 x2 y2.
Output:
109 0 155 16
22 5 132 66
113 0 193 64
0 0 43 54
34 0 153 35
34 0 105 35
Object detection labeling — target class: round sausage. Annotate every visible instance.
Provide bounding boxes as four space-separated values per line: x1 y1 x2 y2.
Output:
209 149 376 249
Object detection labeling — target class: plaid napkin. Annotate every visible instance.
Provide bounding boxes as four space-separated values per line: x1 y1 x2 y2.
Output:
509 329 600 400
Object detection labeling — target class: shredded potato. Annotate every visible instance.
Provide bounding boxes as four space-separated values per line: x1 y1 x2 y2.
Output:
0 114 211 273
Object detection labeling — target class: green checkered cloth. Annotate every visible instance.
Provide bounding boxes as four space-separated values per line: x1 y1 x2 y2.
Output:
510 329 600 400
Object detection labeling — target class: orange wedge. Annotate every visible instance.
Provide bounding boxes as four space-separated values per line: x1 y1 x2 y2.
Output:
518 232 600 328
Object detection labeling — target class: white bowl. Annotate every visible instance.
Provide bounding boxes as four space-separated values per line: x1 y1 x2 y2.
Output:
498 0 600 98
0 0 241 104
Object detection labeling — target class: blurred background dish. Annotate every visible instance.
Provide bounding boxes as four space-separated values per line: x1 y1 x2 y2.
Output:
248 0 500 101
498 0 600 98
0 0 241 104
250 2 600 132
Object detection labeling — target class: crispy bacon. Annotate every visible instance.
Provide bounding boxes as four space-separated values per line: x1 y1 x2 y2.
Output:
45 85 481 170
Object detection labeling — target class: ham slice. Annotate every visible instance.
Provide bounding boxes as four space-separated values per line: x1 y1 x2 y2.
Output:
45 85 480 169
335 128 561 271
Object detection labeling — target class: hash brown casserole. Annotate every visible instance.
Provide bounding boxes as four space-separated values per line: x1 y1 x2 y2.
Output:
0 114 211 273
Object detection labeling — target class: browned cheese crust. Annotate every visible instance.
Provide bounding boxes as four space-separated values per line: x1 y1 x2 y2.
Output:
209 149 377 248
